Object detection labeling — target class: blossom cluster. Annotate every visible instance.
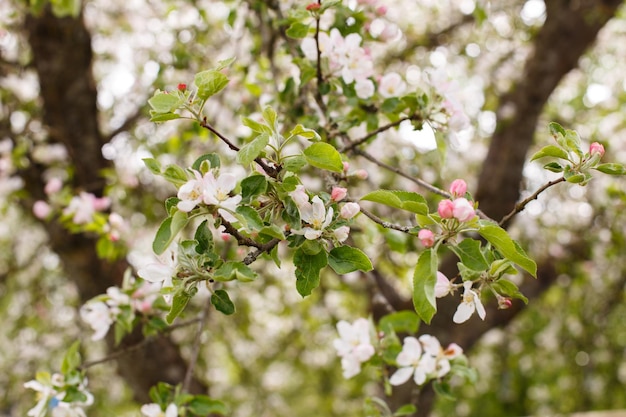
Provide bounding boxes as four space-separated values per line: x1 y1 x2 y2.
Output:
141 403 178 417
80 280 161 341
333 318 466 387
24 372 93 417
177 170 241 222
289 185 360 242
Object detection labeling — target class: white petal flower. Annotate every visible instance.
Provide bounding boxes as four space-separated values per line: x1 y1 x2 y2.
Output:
177 171 205 212
141 403 178 417
79 301 113 341
296 196 334 240
453 281 486 323
333 318 375 378
203 172 242 222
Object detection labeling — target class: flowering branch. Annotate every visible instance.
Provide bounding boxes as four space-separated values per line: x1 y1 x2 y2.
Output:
199 118 280 178
498 177 566 226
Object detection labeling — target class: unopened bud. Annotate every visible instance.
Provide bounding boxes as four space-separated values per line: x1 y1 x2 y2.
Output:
589 142 605 157
449 179 467 197
306 2 321 11
497 296 513 309
331 186 348 202
177 83 187 91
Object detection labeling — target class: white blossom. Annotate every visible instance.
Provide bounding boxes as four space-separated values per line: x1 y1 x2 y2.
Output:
453 281 486 323
333 318 375 378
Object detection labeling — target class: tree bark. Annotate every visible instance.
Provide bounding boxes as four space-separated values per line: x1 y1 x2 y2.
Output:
22 7 205 402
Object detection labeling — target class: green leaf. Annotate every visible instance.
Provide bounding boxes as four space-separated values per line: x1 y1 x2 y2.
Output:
258 224 285 240
548 122 566 137
165 197 180 215
478 223 537 277
394 404 418 416
530 145 570 162
150 112 181 122
283 154 307 172
328 246 373 274
242 117 272 134
194 70 229 100
237 133 270 166
188 395 229 416
143 158 162 175
294 247 328 297
162 164 189 186
241 175 268 203
432 380 456 401
543 162 564 173
450 239 489 272
166 290 193 324
61 341 81 373
211 289 235 315
288 124 321 141
303 142 344 173
262 106 279 132
148 90 181 113
412 249 438 324
595 163 626 175
361 190 429 215
194 220 214 255
213 261 257 282
379 311 420 335
192 153 220 171
235 206 264 230
153 210 189 255
286 21 310 39
491 279 529 304
214 57 236 71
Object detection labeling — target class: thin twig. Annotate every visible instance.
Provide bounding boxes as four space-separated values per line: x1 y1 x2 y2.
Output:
199 119 279 178
79 317 203 370
499 177 566 226
183 299 212 392
341 116 413 152
243 238 281 265
313 0 328 115
359 206 413 234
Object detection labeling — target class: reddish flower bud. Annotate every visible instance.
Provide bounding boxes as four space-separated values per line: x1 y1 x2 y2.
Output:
449 179 467 197
589 142 605 157
306 2 321 11
331 186 348 202
418 229 435 248
177 83 187 91
498 297 513 309
438 199 454 219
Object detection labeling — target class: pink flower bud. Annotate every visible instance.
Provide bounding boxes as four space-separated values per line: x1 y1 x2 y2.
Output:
331 186 348 202
333 225 350 242
418 229 435 248
340 202 360 219
44 177 63 195
452 198 475 222
438 199 454 219
177 83 187 91
498 297 512 309
353 169 368 180
306 2 321 11
33 200 51 219
435 271 452 298
449 179 467 197
589 142 605 157
93 196 111 211
343 162 350 173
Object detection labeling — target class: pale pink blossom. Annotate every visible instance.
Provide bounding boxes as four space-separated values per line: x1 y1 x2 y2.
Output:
333 318 375 378
331 186 348 202
177 171 205 212
449 179 467 197
453 281 486 323
437 199 454 219
353 169 368 180
340 202 360 219
289 185 310 207
297 195 334 240
203 172 242 222
333 225 350 243
45 177 63 195
434 271 452 298
378 72 406 98
355 78 375 99
33 200 52 219
137 251 177 302
64 192 110 224
418 229 435 248
452 198 475 222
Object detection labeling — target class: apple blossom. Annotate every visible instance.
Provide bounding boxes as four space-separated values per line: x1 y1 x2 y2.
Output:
64 192 110 224
340 202 360 219
449 179 467 197
80 300 113 341
333 225 350 243
452 197 476 222
453 281 486 323
289 185 310 207
355 78 375 99
202 171 242 222
589 142 605 157
45 177 63 195
353 169 368 180
177 171 205 212
33 200 52 219
418 229 435 248
389 336 436 386
333 318 375 378
437 199 454 219
141 403 178 417
378 72 406 98
291 194 334 240
434 271 452 298
137 251 177 302
331 186 348 202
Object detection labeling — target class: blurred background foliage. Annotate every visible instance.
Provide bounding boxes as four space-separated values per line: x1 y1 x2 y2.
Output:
1 0 625 416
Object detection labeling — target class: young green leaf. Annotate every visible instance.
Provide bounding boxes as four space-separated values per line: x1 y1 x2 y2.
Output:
379 311 420 335
242 117 272 134
162 164 189 186
412 249 438 324
148 90 182 113
361 190 429 215
153 210 189 255
143 158 162 175
194 70 229 100
530 145 570 162
328 246 373 274
194 220 214 255
294 246 328 297
286 21 310 39
491 279 529 304
450 239 489 272
594 163 626 175
188 395 229 416
211 289 235 315
240 175 268 203
61 341 81 374
191 153 221 171
237 133 270 166
288 124 321 141
303 142 344 173
213 261 257 282
478 223 537 277
166 290 193 324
